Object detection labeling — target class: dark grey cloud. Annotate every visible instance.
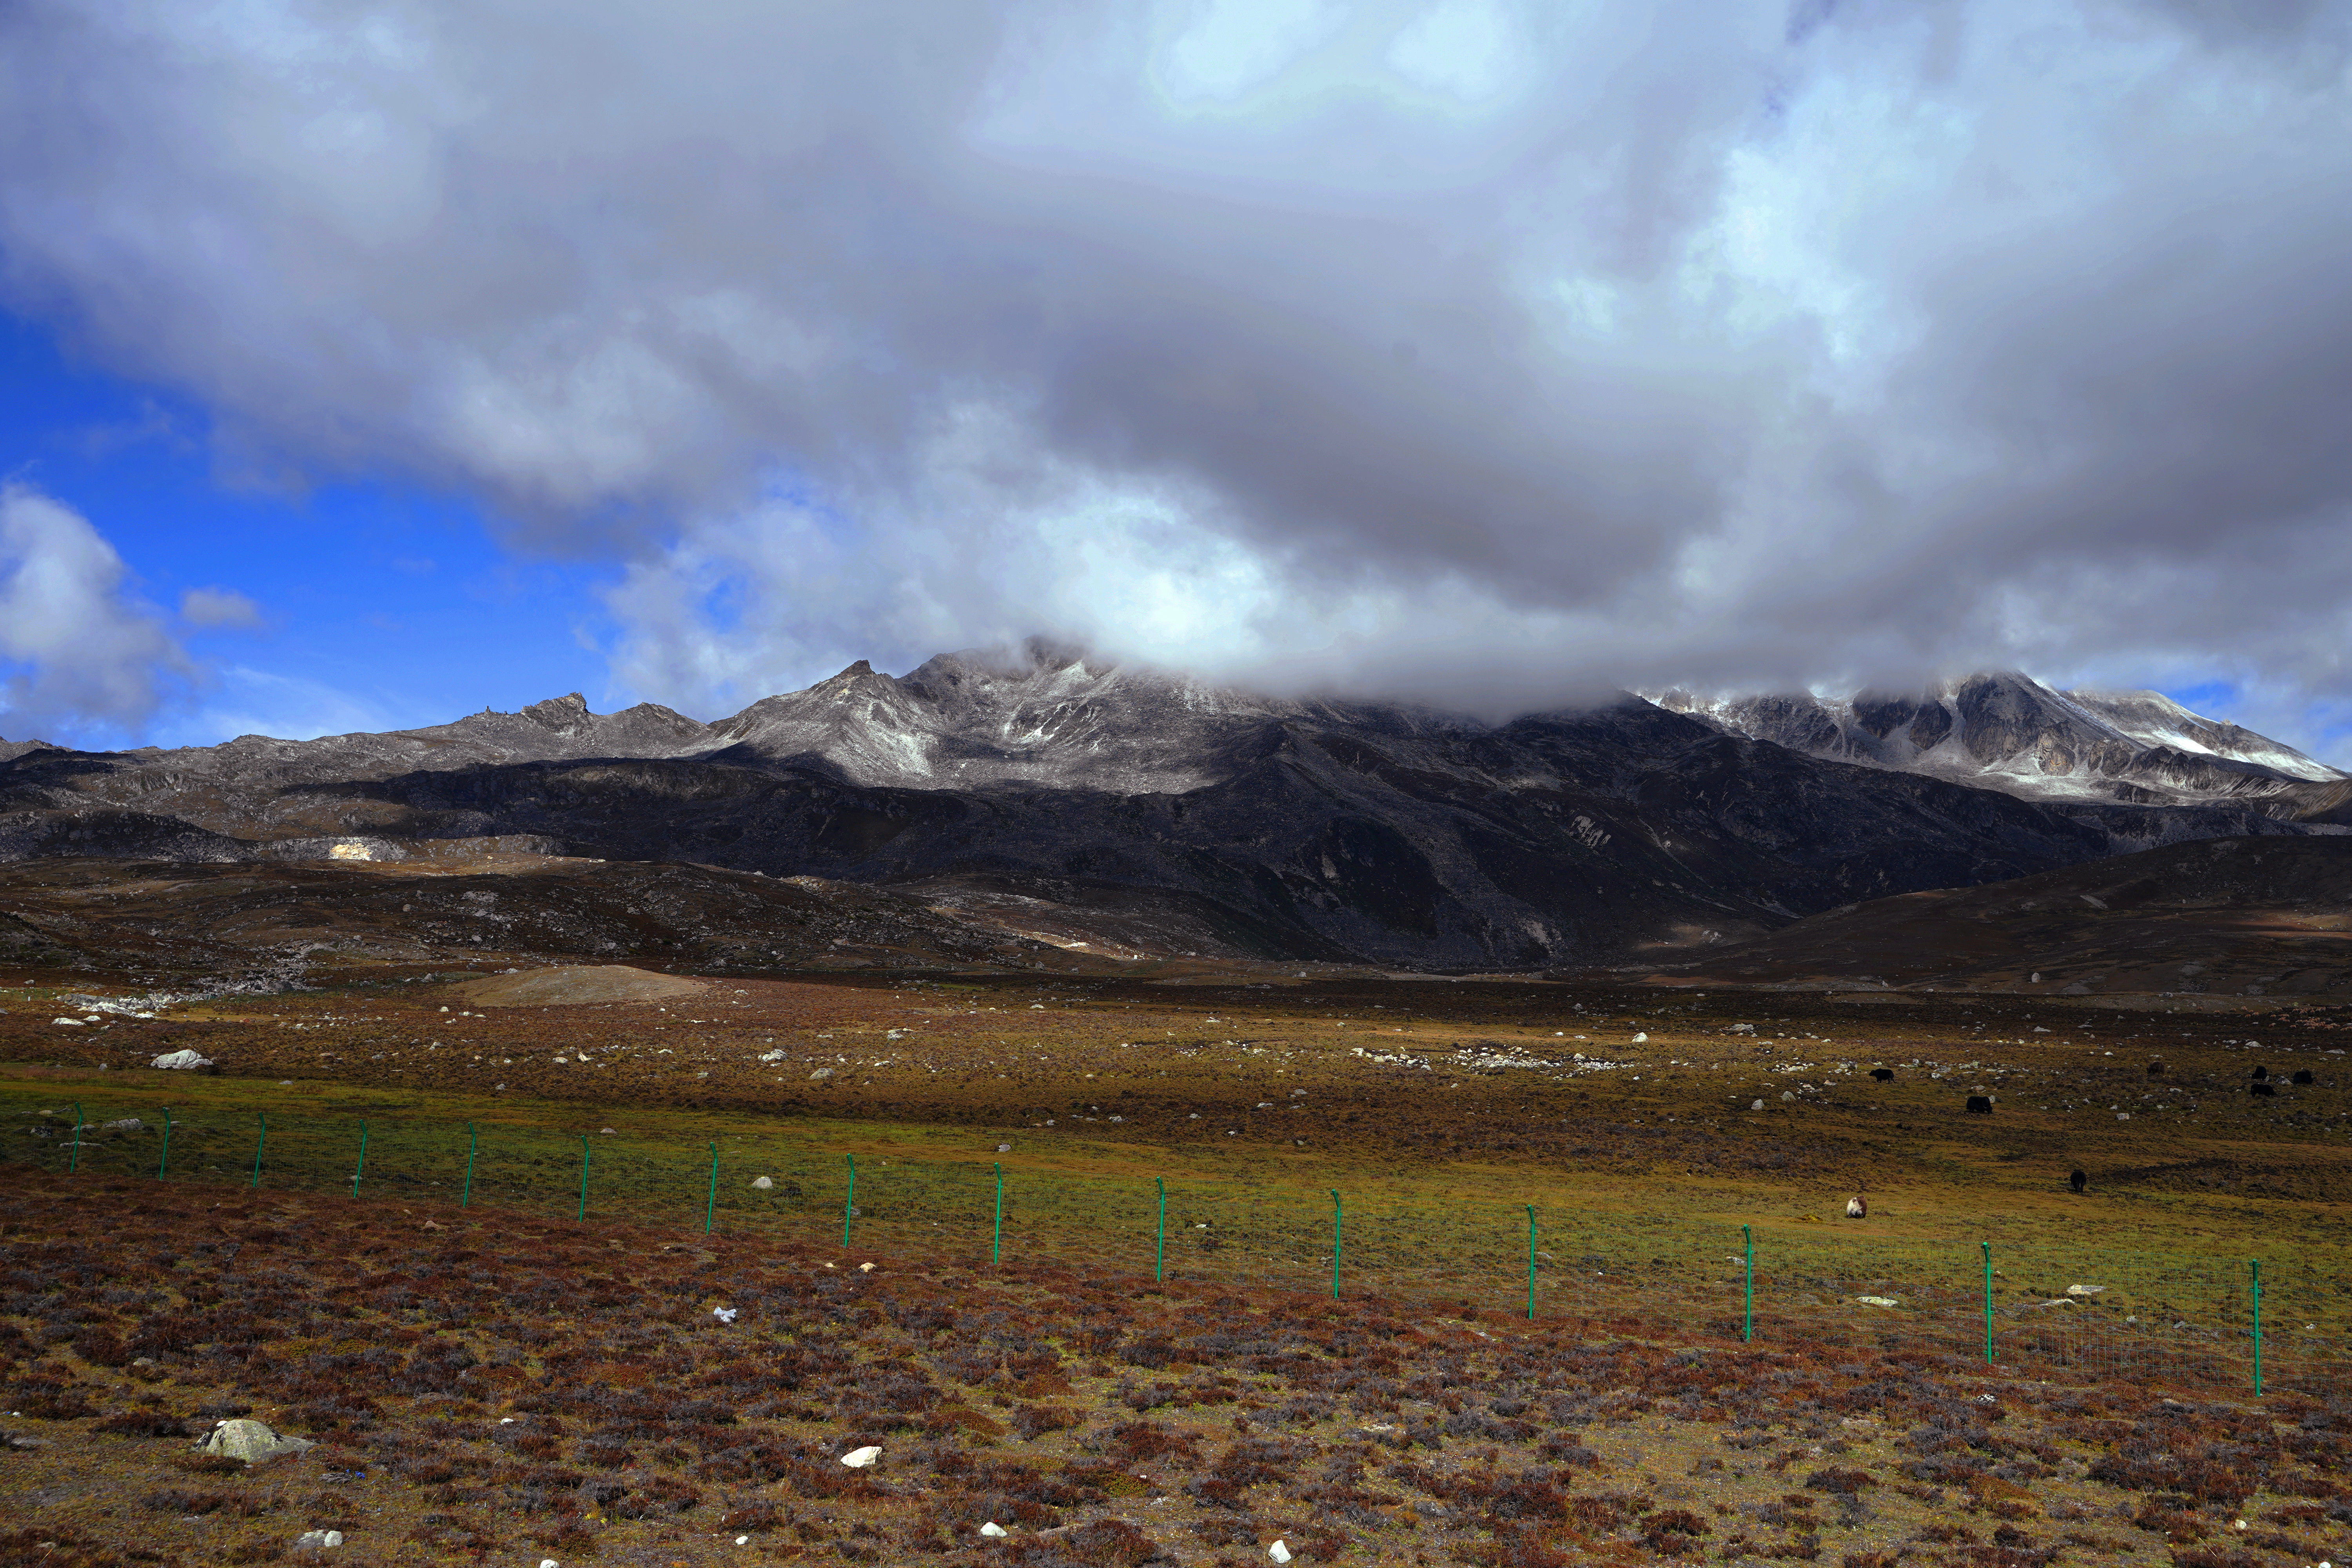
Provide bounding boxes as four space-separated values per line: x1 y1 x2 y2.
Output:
3 0 2351 755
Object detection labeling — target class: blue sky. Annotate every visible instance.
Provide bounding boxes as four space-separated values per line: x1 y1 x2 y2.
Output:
4 2 2350 764
0 312 617 748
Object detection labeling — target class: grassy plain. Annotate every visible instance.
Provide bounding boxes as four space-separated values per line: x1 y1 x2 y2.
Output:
4 962 2351 1564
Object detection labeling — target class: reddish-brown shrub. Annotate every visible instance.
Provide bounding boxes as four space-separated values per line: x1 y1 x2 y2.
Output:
94 1410 191 1438
0 1526 126 1568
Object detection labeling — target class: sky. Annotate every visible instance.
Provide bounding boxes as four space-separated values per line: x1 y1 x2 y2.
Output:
3 0 2351 761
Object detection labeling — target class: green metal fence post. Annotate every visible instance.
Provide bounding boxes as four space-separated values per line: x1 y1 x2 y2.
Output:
1154 1176 1166 1284
704 1142 718 1235
1741 1223 1753 1342
1982 1241 1994 1365
2249 1259 2263 1396
67 1102 82 1175
158 1107 174 1180
463 1123 478 1208
1330 1190 1343 1301
991 1163 1004 1266
1526 1204 1537 1322
350 1119 368 1196
249 1113 266 1189
577 1135 591 1222
842 1154 857 1247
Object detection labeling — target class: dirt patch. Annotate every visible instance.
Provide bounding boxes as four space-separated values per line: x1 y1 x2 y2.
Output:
451 964 711 1007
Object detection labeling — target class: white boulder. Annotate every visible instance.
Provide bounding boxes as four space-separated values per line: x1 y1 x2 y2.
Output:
202 1418 315 1463
151 1049 212 1071
840 1445 880 1468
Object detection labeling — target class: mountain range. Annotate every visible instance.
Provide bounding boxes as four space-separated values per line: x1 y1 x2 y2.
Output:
1655 672 2350 812
2 646 2342 970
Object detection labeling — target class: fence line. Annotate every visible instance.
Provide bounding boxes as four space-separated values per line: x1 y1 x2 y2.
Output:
5 1092 2344 1397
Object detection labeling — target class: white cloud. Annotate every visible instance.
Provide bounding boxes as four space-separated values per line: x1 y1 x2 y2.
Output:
180 586 264 629
1384 0 1522 103
0 483 188 740
2 0 2351 743
149 665 402 747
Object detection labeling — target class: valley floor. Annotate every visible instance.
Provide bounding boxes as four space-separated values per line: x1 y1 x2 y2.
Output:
3 962 2350 1565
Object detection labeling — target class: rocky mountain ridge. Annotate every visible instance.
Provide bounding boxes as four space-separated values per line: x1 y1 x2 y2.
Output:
1 646 2339 969
1654 672 2350 813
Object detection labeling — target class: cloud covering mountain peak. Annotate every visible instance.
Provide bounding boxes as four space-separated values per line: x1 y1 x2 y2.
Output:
4 1 2351 754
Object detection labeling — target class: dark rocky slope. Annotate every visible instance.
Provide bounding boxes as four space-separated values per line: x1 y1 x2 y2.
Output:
0 646 2328 969
1641 833 2352 998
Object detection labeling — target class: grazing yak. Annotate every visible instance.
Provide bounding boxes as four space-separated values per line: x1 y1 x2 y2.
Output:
2069 1169 2087 1193
2293 1069 2315 1085
1870 1067 1894 1082
1966 1096 1994 1114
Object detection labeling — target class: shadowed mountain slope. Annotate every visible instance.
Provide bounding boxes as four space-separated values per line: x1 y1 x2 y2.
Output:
0 646 2332 969
1643 834 2352 997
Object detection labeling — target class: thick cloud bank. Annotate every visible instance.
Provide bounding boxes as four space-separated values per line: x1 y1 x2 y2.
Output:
4 1 2350 748
0 485 187 737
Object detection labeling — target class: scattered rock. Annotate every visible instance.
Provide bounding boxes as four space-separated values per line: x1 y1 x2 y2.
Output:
1269 1541 1294 1564
1749 1099 1765 1111
840 1445 880 1468
200 1418 314 1463
980 1522 1009 1538
1631 1032 1647 1044
750 1176 774 1190
151 1049 212 1071
1855 1296 1900 1308
809 1067 833 1081
2065 1284 2105 1297
712 1307 739 1324
294 1530 344 1550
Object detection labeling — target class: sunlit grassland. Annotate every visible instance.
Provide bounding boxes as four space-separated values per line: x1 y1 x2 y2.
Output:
6 1061 2346 1397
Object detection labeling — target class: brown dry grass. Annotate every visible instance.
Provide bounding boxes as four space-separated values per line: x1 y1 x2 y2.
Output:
4 1176 2348 1568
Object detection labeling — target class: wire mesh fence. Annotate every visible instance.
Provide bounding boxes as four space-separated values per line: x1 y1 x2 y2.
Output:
7 1090 2346 1397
